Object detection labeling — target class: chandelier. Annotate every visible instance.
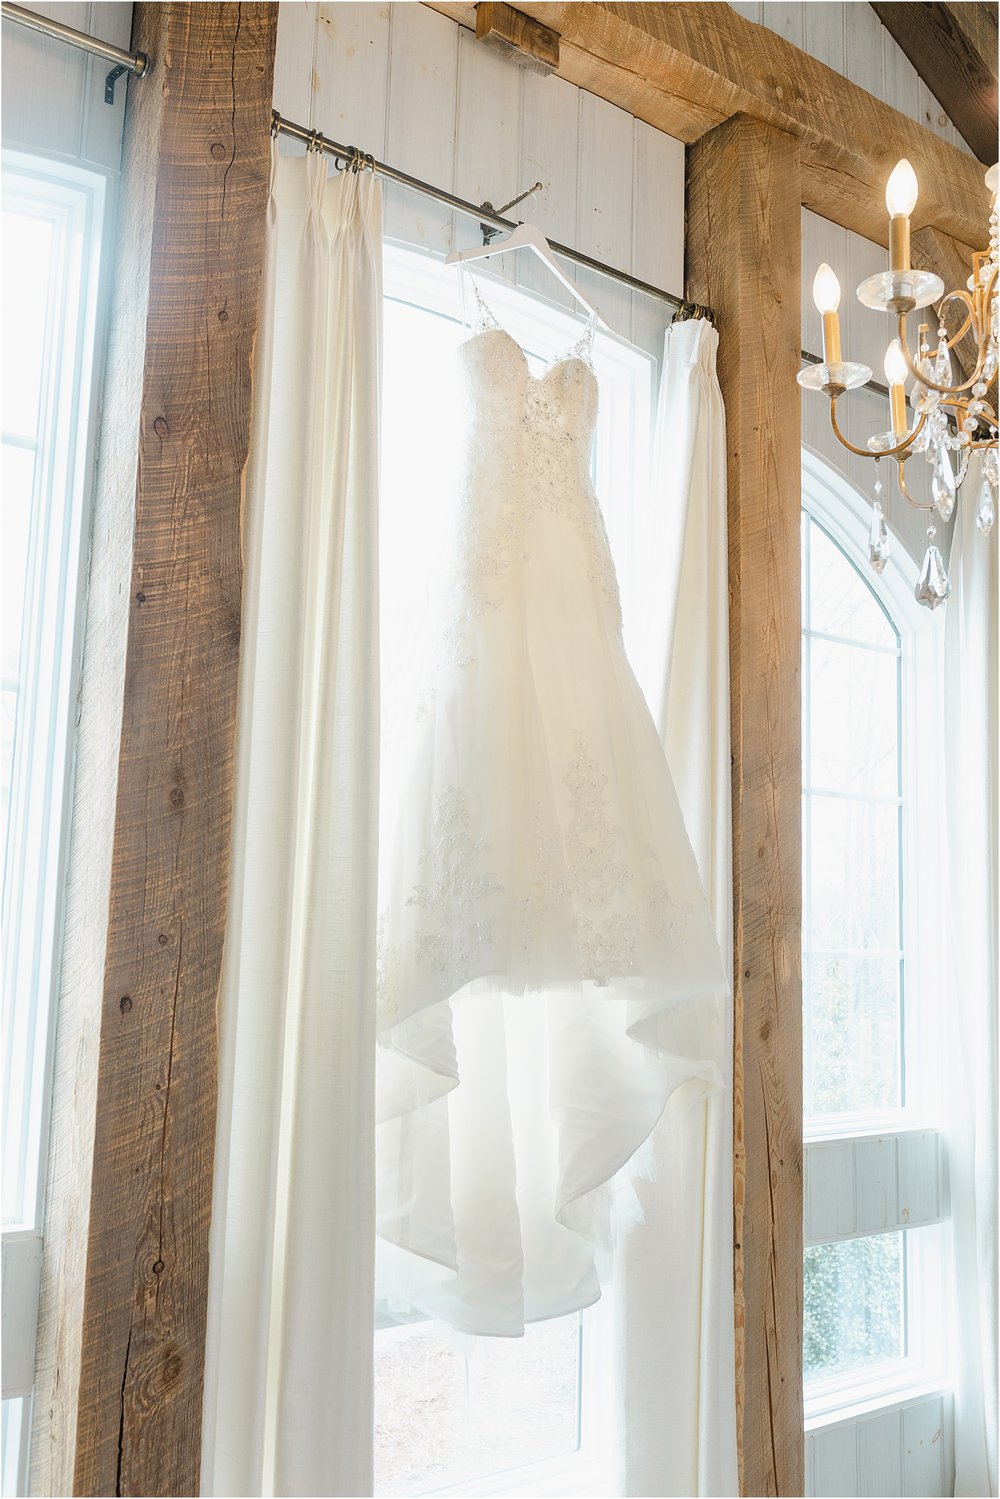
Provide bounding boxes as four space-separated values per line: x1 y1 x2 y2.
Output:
798 159 998 608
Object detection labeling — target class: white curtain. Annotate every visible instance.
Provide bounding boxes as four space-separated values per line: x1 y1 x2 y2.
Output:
200 149 382 1499
615 317 738 1497
944 463 998 1498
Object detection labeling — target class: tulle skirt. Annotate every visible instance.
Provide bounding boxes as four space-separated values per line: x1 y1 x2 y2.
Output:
375 502 728 1335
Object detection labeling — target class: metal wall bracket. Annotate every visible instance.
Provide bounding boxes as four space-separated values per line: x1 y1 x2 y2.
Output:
104 61 127 104
479 181 544 244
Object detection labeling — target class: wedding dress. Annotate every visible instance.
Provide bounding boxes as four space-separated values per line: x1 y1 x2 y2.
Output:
375 279 728 1336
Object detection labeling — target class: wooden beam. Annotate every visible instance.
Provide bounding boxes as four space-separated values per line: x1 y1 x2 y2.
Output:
871 2 999 164
476 1 560 73
70 5 277 1494
424 1 989 248
686 113 804 1498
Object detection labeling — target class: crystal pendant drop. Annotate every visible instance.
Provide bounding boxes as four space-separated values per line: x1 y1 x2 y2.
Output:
914 530 951 610
868 499 889 573
976 475 996 535
931 444 956 520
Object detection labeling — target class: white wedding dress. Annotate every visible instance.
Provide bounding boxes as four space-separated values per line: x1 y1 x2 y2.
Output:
375 281 728 1336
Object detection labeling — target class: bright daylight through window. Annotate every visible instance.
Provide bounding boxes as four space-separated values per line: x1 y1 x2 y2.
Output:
801 485 949 1441
2 152 106 1495
374 250 654 1497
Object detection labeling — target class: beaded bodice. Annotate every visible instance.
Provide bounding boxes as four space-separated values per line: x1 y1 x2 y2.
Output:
448 298 622 650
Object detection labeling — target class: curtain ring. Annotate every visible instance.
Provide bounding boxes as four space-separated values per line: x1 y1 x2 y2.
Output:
307 127 323 154
270 109 281 139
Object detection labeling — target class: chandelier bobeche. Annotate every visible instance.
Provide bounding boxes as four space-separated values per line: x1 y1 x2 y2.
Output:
798 159 999 608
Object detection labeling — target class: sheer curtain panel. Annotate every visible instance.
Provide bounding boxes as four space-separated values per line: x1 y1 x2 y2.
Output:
200 149 382 1499
944 464 999 1498
615 318 738 1497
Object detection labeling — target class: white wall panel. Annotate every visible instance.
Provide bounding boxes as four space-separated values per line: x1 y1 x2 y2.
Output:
384 2 459 252
809 1394 951 1498
1 1 132 172
315 2 391 160
517 69 580 310
805 1130 946 1244
576 91 635 335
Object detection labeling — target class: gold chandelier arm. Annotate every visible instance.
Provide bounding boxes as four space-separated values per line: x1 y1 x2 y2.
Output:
936 288 975 350
894 459 936 511
829 396 927 458
896 310 987 395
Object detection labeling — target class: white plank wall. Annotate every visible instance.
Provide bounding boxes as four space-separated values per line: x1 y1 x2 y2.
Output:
272 2 685 363
805 1131 947 1246
728 0 974 154
807 1392 952 1498
1 1 133 172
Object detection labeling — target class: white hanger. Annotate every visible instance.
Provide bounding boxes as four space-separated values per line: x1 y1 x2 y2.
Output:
446 221 605 327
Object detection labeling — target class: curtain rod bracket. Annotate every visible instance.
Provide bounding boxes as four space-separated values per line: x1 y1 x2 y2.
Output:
104 61 127 105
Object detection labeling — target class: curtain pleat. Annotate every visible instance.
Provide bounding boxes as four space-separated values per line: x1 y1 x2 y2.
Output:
614 318 738 1498
201 149 382 1499
945 462 998 1498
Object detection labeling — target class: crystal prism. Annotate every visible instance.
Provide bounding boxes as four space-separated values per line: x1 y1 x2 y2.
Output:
868 500 889 573
914 543 951 609
977 476 996 535
931 445 956 520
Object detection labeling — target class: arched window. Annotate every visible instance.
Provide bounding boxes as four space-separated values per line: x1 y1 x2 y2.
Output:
801 453 952 1495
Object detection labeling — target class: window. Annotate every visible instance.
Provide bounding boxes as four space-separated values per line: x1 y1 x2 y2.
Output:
1 152 109 1486
801 453 952 1495
375 245 658 1497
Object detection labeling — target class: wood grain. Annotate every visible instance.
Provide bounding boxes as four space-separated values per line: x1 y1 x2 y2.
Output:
70 6 276 1494
424 1 988 248
475 1 560 73
871 1 999 163
686 113 805 1498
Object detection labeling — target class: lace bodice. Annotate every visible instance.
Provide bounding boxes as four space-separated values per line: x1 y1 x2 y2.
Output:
447 303 622 655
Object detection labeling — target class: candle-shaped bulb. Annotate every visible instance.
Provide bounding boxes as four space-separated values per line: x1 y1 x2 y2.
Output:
884 339 908 385
986 162 999 199
812 263 841 314
884 339 908 433
886 159 918 218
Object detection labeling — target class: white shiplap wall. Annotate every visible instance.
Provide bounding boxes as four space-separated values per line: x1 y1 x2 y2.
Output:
729 0 975 156
272 2 685 365
1 1 133 172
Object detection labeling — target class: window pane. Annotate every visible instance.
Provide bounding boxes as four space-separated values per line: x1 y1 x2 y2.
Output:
374 1316 580 1496
2 443 35 684
809 637 899 799
805 954 901 1114
1 210 52 441
808 521 897 648
808 795 900 953
804 1233 905 1380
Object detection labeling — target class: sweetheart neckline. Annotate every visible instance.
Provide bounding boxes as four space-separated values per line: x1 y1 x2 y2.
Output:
458 326 596 383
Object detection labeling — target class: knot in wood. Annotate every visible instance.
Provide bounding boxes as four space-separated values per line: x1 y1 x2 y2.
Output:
169 785 184 808
153 416 169 438
135 592 147 604
157 933 169 947
210 141 227 160
119 994 133 1013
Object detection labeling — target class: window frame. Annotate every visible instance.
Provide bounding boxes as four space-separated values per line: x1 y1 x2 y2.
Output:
800 450 951 1446
1 151 112 1416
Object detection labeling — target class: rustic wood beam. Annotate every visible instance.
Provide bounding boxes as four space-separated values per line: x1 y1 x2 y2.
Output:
424 1 989 248
67 5 277 1495
871 1 999 164
476 1 560 73
686 113 804 1499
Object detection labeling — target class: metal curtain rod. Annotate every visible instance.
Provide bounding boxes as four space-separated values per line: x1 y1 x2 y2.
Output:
1 2 147 104
271 111 715 324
